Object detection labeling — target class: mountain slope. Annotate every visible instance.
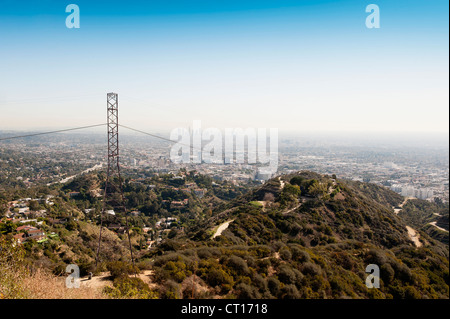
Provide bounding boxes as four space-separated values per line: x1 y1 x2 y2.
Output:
147 171 449 299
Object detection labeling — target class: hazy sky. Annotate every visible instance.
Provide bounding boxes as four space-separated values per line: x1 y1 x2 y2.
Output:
0 0 448 133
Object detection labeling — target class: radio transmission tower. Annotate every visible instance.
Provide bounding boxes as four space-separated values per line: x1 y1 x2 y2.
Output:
96 93 135 269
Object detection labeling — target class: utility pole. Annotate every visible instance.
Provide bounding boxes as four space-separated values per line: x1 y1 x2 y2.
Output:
96 93 135 271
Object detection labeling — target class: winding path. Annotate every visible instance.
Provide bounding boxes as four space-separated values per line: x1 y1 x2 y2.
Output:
282 203 302 215
393 197 414 215
429 221 449 233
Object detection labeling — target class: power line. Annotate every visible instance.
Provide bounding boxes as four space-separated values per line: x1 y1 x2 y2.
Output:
0 123 201 152
118 124 173 143
0 124 106 142
119 124 202 151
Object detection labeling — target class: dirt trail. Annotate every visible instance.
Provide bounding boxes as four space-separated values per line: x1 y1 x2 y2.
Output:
282 203 302 215
80 270 157 291
212 220 234 239
80 272 112 291
393 197 414 215
429 221 449 233
136 270 158 289
279 177 285 190
400 197 414 207
406 226 422 248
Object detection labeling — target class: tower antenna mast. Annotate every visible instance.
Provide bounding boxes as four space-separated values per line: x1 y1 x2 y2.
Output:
96 93 135 271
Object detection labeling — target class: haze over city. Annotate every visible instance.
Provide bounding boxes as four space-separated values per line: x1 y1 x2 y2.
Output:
0 0 448 133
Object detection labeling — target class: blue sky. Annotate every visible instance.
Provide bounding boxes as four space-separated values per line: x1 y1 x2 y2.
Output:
0 0 448 133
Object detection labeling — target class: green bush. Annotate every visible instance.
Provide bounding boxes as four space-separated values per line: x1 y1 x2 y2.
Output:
381 263 395 284
0 237 29 298
160 280 182 299
267 276 281 296
164 260 191 282
279 247 292 261
289 245 311 263
205 268 234 293
106 261 139 279
235 283 261 299
278 265 296 284
103 275 158 299
225 256 249 276
280 284 301 299
301 262 321 276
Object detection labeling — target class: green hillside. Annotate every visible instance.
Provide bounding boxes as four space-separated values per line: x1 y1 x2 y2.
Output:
1 170 448 299
147 172 449 299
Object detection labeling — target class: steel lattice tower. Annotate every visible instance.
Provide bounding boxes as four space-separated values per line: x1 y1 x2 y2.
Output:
96 93 135 269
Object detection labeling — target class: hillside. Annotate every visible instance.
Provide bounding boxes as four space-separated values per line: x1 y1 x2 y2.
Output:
146 171 449 299
191 172 410 249
1 170 449 299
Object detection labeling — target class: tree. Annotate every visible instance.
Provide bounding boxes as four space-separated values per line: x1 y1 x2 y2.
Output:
65 220 78 231
263 192 275 202
104 276 158 299
0 220 16 234
161 280 182 299
29 200 40 211
277 265 296 284
235 283 261 299
226 256 249 275
308 181 328 198
279 184 301 205
206 268 234 292
280 284 301 299
279 247 292 261
106 261 138 279
0 199 7 216
267 277 281 297
168 228 177 239
290 176 304 186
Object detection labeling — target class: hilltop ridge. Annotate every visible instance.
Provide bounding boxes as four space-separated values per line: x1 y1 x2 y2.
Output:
145 171 448 299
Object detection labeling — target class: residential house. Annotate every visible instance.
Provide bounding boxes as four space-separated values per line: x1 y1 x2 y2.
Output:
170 199 188 209
27 229 45 241
15 226 46 243
18 207 30 214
